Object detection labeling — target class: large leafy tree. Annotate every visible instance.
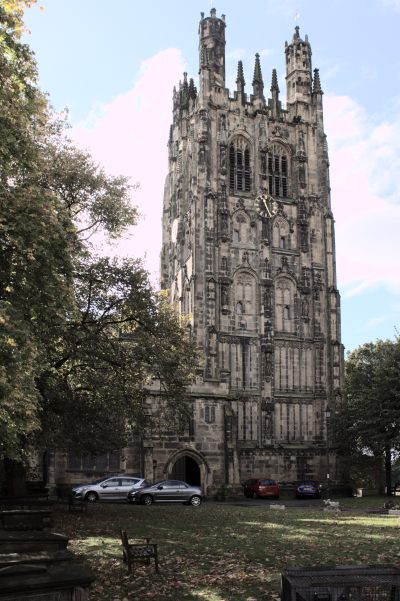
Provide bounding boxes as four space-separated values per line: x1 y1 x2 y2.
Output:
0 2 72 459
336 339 400 494
0 3 197 467
36 258 197 453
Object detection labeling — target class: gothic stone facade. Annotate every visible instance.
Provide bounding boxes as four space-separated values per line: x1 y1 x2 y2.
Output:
46 10 344 491
153 10 344 491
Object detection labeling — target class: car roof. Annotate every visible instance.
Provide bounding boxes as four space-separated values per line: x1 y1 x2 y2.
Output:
104 474 143 478
298 480 319 484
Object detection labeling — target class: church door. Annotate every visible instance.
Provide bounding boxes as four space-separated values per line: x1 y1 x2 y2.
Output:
170 455 201 486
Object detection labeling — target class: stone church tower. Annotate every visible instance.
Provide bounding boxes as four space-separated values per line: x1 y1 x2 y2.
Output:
156 9 344 491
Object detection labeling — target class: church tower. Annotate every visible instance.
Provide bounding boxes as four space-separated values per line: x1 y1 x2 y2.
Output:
159 10 344 492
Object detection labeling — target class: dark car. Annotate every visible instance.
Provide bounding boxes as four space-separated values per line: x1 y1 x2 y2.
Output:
295 480 321 499
128 479 203 506
242 478 280 499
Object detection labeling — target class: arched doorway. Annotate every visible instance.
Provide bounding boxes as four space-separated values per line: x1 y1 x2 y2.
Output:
170 455 201 486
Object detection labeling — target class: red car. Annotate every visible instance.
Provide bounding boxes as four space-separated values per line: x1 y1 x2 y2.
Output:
243 478 280 499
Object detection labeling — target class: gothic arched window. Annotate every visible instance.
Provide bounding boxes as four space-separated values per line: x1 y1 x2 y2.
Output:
267 144 289 198
234 271 258 332
229 138 251 193
275 278 295 333
273 217 291 249
205 406 216 424
233 211 250 244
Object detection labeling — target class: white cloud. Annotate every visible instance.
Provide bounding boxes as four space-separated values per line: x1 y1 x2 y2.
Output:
325 94 400 294
380 0 400 12
69 53 400 299
70 48 186 284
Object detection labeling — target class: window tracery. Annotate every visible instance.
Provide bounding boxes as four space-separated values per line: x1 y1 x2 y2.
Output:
229 138 251 192
264 144 288 198
273 217 290 249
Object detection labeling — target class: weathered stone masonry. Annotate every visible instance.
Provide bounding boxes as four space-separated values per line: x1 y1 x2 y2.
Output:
47 10 345 491
154 10 345 491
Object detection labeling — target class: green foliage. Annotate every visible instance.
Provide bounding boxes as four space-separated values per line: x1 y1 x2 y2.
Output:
39 141 137 240
0 5 74 458
335 338 400 489
0 5 198 461
36 258 197 453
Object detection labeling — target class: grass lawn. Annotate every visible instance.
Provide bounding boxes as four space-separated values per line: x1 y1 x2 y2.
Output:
54 497 400 601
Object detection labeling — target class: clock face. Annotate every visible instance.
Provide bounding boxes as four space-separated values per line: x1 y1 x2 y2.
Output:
255 193 278 219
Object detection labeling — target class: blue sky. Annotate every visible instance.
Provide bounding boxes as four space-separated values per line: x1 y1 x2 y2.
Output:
23 0 400 352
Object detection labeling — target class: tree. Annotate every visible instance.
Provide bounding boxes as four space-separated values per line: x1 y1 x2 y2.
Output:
336 339 400 494
0 4 198 472
36 258 197 453
0 3 75 460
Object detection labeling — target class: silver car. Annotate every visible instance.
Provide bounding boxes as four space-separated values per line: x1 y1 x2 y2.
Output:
72 476 148 502
128 479 203 506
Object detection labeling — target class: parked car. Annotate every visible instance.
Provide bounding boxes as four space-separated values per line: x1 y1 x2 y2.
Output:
128 479 203 506
72 476 149 502
242 478 280 499
295 481 322 499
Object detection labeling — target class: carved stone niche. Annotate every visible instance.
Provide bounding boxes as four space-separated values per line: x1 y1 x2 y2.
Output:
263 284 273 316
198 109 209 142
218 211 229 241
220 283 230 314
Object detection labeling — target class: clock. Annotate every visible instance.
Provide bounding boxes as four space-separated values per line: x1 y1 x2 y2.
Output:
255 193 278 219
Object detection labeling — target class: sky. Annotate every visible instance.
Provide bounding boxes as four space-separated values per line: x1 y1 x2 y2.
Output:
23 0 400 353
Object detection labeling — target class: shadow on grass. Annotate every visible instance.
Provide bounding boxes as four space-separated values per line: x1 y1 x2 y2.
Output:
53 502 399 601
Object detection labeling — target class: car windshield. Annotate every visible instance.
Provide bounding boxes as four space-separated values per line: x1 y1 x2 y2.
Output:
75 478 104 487
299 481 318 486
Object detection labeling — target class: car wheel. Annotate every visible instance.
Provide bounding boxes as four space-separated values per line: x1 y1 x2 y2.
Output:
85 491 98 503
189 495 202 507
141 495 153 506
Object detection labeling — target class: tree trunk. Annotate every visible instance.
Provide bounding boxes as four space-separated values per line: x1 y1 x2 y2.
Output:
385 445 392 496
3 459 27 496
374 454 384 493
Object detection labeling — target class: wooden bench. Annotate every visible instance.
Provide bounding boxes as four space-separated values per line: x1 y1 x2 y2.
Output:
120 530 159 576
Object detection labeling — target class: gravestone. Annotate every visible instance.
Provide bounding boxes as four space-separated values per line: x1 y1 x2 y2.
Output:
0 563 94 600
